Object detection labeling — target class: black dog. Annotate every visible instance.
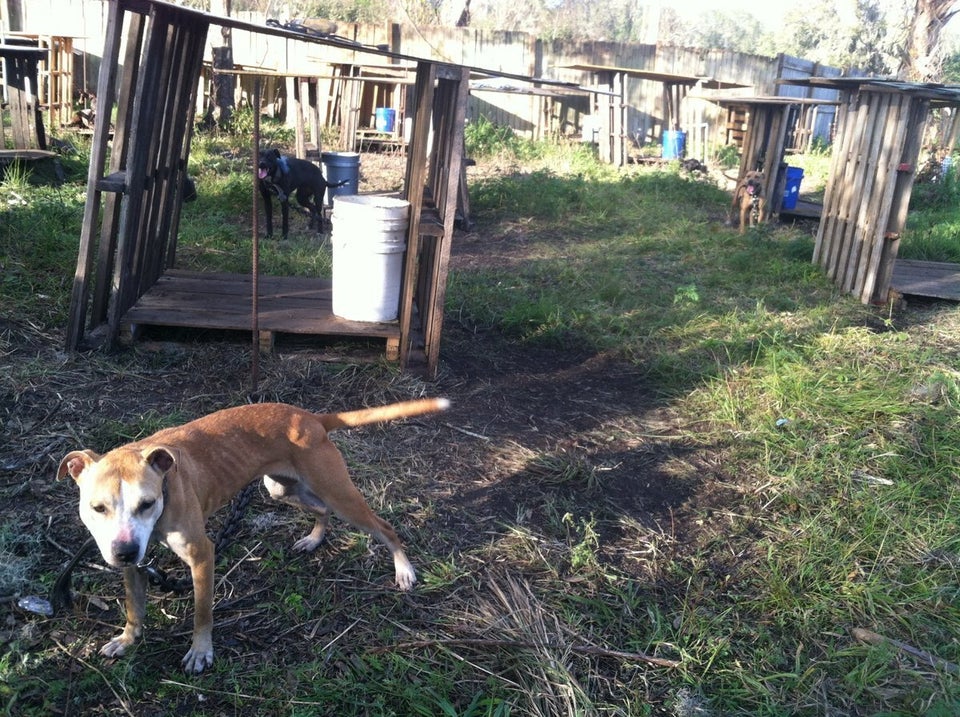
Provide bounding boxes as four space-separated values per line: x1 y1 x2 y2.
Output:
257 148 348 238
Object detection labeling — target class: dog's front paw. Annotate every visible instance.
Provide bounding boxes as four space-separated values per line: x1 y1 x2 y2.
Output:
181 645 214 674
292 535 323 552
100 634 135 658
395 562 417 591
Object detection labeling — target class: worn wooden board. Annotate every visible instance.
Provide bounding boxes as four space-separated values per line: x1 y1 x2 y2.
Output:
891 259 960 301
122 270 400 338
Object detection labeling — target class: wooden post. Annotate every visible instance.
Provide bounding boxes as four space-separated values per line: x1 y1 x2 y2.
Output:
211 45 234 128
251 77 261 391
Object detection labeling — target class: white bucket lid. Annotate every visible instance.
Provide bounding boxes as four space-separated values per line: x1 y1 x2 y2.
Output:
333 194 410 218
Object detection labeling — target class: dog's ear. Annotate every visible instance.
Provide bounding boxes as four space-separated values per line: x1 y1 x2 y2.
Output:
57 450 100 482
266 148 281 161
144 446 178 476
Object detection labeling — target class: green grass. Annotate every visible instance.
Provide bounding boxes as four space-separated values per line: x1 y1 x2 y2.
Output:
4 125 960 714
451 138 960 712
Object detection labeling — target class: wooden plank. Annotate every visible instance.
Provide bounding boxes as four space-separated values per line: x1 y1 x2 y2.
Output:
424 67 469 378
65 0 126 350
122 271 400 339
842 92 892 293
891 259 960 300
813 89 855 265
90 10 146 329
854 93 908 300
762 104 791 213
137 16 189 290
0 149 57 161
853 95 901 297
832 92 882 286
818 89 864 278
107 6 172 345
397 61 436 367
164 18 207 269
144 16 207 287
868 97 929 303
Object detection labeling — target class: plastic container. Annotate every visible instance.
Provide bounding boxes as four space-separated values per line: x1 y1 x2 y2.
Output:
941 156 954 180
331 195 410 322
375 107 397 133
321 151 360 207
782 166 804 210
662 130 686 159
580 115 598 143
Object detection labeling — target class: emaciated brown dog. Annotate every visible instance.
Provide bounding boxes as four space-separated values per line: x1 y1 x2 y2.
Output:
57 398 448 673
731 170 766 234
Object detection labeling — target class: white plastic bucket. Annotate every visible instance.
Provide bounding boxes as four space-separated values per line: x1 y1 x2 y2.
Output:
331 195 410 322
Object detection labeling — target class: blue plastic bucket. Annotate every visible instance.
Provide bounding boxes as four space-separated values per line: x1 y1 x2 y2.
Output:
375 107 397 133
782 166 804 210
662 130 686 159
321 151 360 207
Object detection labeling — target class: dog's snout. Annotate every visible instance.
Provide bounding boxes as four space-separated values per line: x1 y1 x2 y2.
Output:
111 540 141 564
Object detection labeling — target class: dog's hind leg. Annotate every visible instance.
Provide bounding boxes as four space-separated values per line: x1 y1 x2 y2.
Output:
294 185 322 232
264 445 417 590
263 473 332 551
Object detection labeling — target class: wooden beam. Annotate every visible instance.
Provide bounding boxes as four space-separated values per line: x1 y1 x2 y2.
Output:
66 0 126 350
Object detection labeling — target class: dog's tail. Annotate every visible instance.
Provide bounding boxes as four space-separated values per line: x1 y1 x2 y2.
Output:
320 398 450 431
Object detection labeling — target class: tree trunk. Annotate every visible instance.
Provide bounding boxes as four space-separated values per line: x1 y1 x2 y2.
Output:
901 0 960 81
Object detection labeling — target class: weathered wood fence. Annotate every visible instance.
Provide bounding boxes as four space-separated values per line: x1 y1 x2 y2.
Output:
18 1 842 157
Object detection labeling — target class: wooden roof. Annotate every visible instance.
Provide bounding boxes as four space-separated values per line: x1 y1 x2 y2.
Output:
709 94 840 106
558 63 699 85
780 76 960 105
469 77 595 98
176 4 585 93
557 63 749 90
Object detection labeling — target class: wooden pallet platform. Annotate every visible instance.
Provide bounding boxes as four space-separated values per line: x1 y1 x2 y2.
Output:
0 148 58 162
122 269 400 357
778 199 822 220
891 259 960 301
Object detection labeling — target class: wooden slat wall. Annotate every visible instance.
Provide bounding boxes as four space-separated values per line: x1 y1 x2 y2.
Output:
67 1 208 350
813 88 929 304
0 45 48 151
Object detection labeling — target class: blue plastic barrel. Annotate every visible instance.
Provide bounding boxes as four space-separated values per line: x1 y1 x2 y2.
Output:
662 130 686 159
375 108 397 133
782 166 804 210
321 151 360 207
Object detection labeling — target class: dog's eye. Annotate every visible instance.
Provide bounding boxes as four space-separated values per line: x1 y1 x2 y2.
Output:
137 499 156 514
91 503 107 514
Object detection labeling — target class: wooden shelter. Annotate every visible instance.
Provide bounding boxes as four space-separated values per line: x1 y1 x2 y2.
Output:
0 41 57 164
4 32 76 131
783 77 960 304
713 95 839 220
65 0 469 379
467 77 595 142
199 61 415 155
558 64 702 167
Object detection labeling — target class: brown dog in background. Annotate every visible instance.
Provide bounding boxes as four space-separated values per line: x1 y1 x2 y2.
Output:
58 398 448 674
731 170 766 234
